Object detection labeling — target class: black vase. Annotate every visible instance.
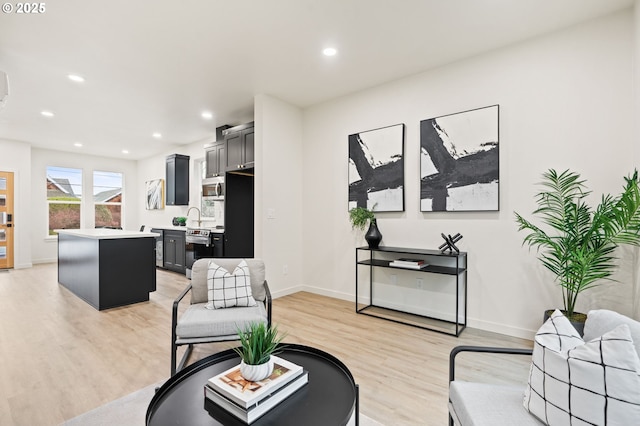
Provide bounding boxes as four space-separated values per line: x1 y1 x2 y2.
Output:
365 219 382 249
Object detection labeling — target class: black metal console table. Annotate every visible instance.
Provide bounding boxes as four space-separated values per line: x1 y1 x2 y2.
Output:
355 246 467 336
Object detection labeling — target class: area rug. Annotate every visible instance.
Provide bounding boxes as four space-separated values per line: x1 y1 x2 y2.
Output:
61 381 384 425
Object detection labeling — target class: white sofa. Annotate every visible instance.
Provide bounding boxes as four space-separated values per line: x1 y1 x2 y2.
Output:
448 310 640 426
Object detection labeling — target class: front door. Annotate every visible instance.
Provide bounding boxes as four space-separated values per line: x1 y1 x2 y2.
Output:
0 171 14 269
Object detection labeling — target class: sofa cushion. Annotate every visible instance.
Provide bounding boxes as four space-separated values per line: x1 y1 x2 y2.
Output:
176 302 268 339
524 310 640 425
191 258 267 304
584 309 640 356
449 382 543 426
205 259 257 309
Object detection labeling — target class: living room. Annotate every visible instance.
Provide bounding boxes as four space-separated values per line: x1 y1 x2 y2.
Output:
2 1 640 425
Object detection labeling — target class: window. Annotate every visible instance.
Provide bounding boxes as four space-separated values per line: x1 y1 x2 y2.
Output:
46 166 82 235
94 171 123 229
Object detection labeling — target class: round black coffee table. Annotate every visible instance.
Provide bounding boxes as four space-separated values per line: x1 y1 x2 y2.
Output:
146 344 359 425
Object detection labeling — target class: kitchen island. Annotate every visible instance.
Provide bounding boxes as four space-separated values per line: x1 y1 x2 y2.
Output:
57 229 158 310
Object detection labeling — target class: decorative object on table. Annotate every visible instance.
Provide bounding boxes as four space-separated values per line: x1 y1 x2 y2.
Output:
439 233 463 253
176 216 187 226
233 322 286 382
389 258 428 269
145 179 164 210
420 105 499 212
204 355 307 424
349 206 382 249
348 123 404 212
514 169 640 330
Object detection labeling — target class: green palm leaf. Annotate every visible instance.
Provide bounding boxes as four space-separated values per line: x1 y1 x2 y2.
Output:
514 169 640 317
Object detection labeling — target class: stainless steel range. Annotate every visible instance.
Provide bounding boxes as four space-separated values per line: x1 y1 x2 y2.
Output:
185 228 224 278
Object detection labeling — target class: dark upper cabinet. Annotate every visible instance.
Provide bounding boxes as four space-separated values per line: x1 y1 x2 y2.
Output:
224 122 254 171
166 154 190 205
204 141 226 178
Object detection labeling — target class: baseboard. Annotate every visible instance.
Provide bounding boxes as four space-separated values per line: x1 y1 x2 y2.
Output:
467 317 536 340
270 284 355 303
32 258 56 265
277 287 536 340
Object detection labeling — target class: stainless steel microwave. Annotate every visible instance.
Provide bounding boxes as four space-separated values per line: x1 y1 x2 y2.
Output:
202 180 223 198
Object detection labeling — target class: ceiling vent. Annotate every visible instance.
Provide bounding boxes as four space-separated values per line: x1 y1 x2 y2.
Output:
0 71 8 110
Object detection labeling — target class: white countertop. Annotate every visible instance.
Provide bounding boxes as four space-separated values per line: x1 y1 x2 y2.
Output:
56 229 160 239
148 225 224 233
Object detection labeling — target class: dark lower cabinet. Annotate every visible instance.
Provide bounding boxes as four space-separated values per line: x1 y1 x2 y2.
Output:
164 230 186 273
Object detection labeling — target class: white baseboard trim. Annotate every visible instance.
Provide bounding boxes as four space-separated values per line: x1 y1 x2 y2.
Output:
276 286 536 341
32 258 57 265
270 284 355 303
467 317 536 340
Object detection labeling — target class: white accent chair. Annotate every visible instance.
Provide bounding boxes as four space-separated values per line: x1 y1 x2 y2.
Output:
448 310 640 425
171 258 272 376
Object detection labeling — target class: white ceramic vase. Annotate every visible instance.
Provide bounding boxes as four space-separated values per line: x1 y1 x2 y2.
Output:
240 357 274 382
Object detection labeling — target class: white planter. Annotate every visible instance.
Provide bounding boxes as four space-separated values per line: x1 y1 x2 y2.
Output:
240 357 274 382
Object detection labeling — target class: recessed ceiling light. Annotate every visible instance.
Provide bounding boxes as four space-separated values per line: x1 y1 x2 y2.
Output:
152 132 162 138
122 149 129 154
41 110 54 117
68 74 85 83
74 142 83 147
201 111 213 120
323 47 337 56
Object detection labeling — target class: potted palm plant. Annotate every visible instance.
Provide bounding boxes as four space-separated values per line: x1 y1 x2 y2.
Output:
514 169 640 333
234 322 286 382
349 206 382 248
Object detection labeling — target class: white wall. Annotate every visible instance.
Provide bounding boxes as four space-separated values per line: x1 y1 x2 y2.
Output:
300 10 636 338
254 94 304 296
0 139 32 268
30 148 139 263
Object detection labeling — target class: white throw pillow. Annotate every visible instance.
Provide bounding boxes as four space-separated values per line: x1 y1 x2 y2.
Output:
524 309 640 425
205 259 257 309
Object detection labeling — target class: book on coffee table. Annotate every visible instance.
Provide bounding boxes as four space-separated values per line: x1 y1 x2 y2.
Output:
206 355 304 409
204 370 309 424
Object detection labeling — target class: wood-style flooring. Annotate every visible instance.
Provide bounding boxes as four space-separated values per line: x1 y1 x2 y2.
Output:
0 264 533 425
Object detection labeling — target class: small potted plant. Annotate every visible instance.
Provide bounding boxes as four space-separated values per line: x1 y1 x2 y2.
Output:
515 169 640 334
234 322 286 382
349 206 382 248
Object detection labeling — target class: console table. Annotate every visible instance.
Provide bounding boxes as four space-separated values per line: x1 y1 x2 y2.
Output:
356 246 467 336
146 344 359 425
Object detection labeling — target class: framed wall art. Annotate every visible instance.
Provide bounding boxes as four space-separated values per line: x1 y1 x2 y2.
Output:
420 105 499 212
145 179 165 210
348 123 405 212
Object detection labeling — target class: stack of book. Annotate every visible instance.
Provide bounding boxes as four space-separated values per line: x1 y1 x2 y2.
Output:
389 258 428 269
204 355 308 424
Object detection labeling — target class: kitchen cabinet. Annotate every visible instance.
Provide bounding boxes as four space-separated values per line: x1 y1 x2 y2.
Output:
164 230 186 273
204 141 225 178
166 154 190 205
224 122 254 172
224 171 254 258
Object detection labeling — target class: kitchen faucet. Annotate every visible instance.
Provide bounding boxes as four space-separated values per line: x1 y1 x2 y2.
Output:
186 207 202 228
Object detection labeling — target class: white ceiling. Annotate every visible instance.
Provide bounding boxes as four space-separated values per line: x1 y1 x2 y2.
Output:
0 0 633 160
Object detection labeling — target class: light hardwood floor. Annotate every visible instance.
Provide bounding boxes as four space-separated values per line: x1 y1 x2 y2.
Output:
0 264 533 426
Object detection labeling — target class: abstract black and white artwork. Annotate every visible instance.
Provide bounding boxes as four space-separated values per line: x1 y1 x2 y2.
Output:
420 105 499 212
349 123 404 212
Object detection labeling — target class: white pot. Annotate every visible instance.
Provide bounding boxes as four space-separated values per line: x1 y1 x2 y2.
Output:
240 357 274 382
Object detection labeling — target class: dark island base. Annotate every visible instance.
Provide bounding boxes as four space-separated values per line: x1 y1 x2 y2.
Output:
58 234 156 310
